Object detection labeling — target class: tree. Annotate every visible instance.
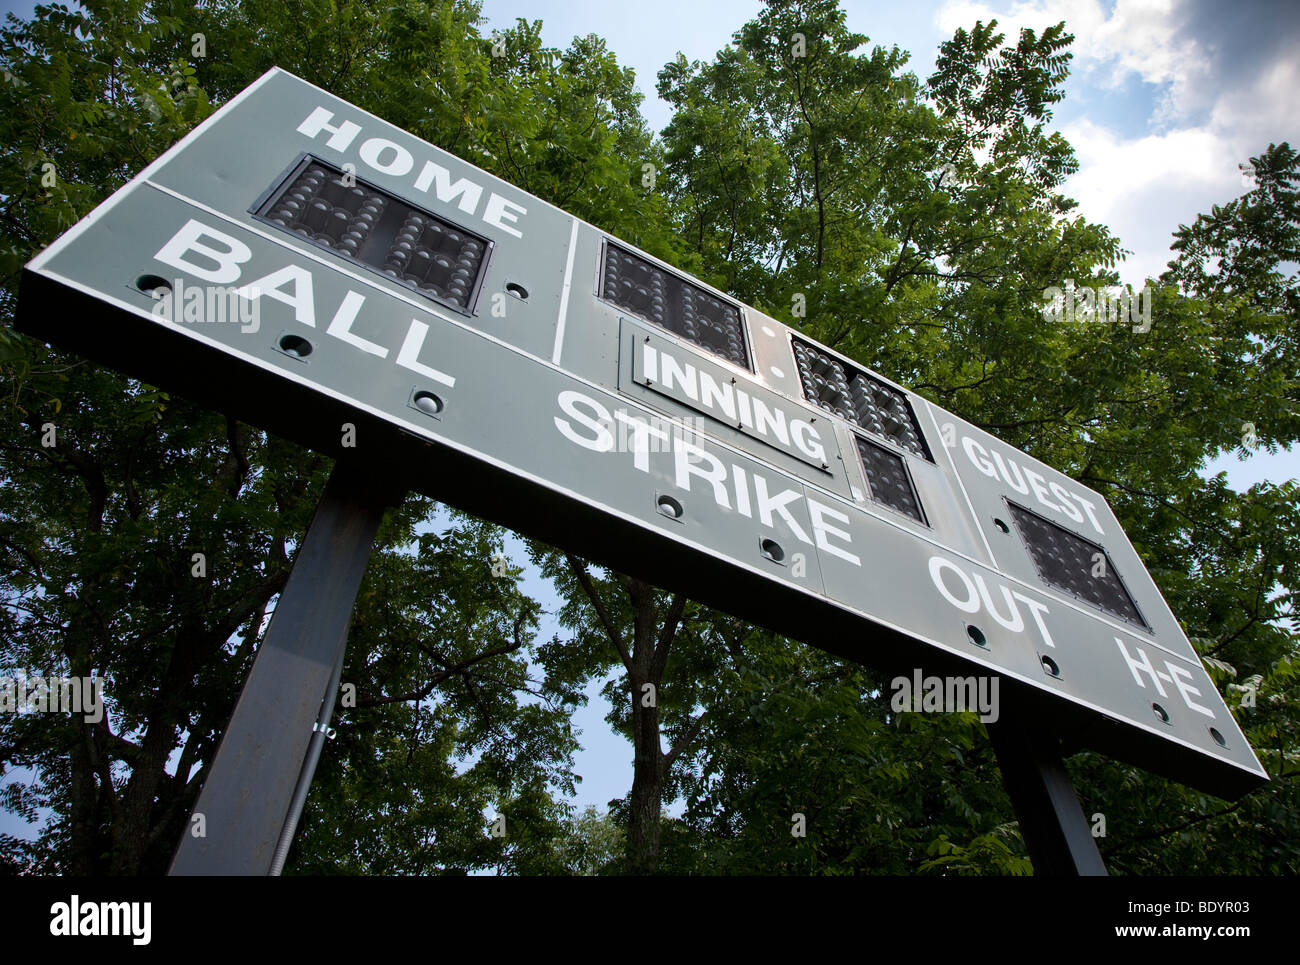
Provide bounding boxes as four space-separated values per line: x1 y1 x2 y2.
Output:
0 0 658 874
638 1 1300 874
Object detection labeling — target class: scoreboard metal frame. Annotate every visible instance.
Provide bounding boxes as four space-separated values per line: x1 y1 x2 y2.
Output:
18 68 1267 819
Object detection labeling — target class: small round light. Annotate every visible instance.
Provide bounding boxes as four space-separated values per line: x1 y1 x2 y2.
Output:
657 495 683 519
412 391 443 415
278 334 312 358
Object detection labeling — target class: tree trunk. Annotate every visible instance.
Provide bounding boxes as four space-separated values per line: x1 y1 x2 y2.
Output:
625 578 663 874
566 558 690 876
627 667 664 874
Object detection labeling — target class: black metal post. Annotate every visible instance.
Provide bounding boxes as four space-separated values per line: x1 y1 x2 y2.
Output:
170 463 399 875
988 712 1108 876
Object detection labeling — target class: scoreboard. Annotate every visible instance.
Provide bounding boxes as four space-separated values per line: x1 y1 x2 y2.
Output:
19 68 1267 798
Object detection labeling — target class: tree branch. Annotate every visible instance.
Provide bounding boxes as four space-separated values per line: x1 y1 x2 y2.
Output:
663 711 708 771
651 593 688 680
566 553 632 670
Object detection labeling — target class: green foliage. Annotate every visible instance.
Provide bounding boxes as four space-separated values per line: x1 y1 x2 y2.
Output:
549 804 625 875
646 0 1299 874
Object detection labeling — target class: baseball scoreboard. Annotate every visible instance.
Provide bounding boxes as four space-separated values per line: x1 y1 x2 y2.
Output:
18 68 1267 798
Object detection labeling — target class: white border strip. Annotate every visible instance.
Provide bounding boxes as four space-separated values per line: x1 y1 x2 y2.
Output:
923 397 1000 567
552 217 580 364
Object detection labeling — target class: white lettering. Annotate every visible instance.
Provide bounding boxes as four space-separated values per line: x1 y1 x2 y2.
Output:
1049 482 1084 523
155 219 251 285
396 320 456 387
963 436 997 477
554 390 613 452
808 499 859 566
698 370 736 421
752 398 790 446
413 160 483 214
732 464 752 517
753 476 810 545
358 137 414 176
661 352 697 399
1075 493 1104 535
1167 662 1215 718
1024 468 1059 512
1012 591 1056 648
238 265 316 326
615 410 668 472
1115 638 1167 697
643 343 659 385
992 451 1030 495
929 556 980 613
675 440 730 508
297 107 362 152
973 573 1024 632
790 419 826 462
483 194 527 239
326 291 387 357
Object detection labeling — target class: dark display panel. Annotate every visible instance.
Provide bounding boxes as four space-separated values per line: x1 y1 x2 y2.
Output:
601 243 750 369
256 157 490 314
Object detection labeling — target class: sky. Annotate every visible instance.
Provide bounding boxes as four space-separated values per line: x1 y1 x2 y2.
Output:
1 0 1297 851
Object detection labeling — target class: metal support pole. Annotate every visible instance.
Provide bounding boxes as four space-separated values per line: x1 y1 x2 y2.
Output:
170 463 398 875
988 712 1108 876
267 636 347 876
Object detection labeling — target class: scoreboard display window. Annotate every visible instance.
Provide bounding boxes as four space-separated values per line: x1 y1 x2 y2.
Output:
791 338 931 461
254 155 492 315
1007 501 1148 629
856 436 927 524
600 243 750 370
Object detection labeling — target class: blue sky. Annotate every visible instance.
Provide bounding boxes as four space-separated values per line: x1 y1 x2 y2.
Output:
2 0 1297 849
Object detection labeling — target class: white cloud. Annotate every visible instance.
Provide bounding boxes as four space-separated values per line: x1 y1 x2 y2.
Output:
1060 118 1235 284
935 0 1297 285
935 0 1109 59
1209 52 1300 152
